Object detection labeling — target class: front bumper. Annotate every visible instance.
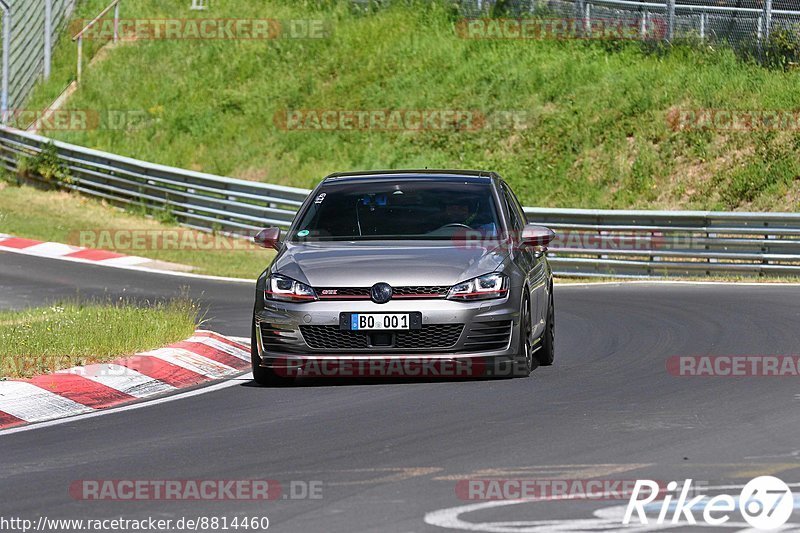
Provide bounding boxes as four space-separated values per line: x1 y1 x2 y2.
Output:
254 288 523 367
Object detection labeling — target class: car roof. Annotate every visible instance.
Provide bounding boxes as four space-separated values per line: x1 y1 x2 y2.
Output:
321 169 499 184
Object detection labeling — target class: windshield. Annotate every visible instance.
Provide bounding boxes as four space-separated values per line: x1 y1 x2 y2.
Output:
291 180 501 241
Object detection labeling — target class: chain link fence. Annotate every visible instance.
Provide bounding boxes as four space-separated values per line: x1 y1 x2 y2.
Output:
2 0 796 119
454 0 800 65
0 0 77 119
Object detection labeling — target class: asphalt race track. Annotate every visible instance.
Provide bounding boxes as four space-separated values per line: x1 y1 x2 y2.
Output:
2 250 800 532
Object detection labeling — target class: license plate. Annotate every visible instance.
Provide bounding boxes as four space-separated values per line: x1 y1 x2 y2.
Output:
350 313 409 331
339 312 422 331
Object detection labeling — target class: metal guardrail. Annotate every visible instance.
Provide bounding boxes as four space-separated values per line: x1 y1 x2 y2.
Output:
525 207 800 277
2 126 800 279
0 127 308 234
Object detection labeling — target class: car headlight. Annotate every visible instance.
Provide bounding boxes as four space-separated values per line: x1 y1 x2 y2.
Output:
447 273 508 301
264 274 317 303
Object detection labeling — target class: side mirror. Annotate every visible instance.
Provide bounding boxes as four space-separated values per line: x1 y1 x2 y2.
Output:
521 224 555 249
254 227 281 251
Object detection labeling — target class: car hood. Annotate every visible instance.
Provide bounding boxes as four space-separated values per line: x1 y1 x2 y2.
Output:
272 240 509 287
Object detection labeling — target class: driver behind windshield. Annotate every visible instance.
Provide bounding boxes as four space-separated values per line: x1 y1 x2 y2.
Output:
444 200 471 225
443 198 497 236
293 181 501 240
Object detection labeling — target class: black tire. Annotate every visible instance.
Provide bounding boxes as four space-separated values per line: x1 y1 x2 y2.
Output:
511 292 534 378
535 289 555 366
251 322 293 386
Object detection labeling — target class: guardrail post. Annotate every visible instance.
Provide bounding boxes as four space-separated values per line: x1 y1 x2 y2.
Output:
76 35 83 83
757 14 763 54
653 230 663 264
666 0 675 41
763 0 773 43
764 224 773 263
641 10 648 39
0 1 10 124
576 0 585 35
706 214 717 265
699 12 706 41
585 3 592 37
113 0 120 42
44 0 53 80
599 228 608 261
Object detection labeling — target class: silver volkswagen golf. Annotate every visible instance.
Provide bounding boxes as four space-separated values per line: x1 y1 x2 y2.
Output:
251 170 555 384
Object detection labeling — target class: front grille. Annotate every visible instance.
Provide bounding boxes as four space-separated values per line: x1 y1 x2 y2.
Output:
300 326 369 350
394 286 449 297
315 286 449 300
463 320 513 352
259 321 302 351
299 324 464 351
395 324 463 349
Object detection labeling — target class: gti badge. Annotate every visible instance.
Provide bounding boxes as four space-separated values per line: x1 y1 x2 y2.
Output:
370 283 392 304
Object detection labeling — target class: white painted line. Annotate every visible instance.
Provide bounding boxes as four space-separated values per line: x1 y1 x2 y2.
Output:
21 242 80 257
99 255 152 266
0 381 93 423
0 372 253 436
0 244 256 283
424 483 800 532
94 260 257 283
59 364 177 399
185 336 250 361
141 347 239 378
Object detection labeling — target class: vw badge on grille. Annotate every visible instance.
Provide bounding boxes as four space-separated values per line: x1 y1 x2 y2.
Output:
370 283 392 304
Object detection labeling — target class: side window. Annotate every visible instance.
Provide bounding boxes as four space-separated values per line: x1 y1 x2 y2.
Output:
507 186 528 225
500 182 523 231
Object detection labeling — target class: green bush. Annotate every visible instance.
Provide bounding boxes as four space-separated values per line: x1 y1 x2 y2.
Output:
764 26 800 71
17 143 73 187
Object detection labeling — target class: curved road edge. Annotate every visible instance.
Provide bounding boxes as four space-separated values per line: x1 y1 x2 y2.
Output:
0 330 251 431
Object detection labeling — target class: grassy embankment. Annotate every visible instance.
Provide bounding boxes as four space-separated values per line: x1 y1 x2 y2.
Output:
0 299 199 378
24 0 800 211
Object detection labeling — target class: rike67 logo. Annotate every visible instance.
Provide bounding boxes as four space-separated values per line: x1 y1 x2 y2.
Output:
624 476 795 530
